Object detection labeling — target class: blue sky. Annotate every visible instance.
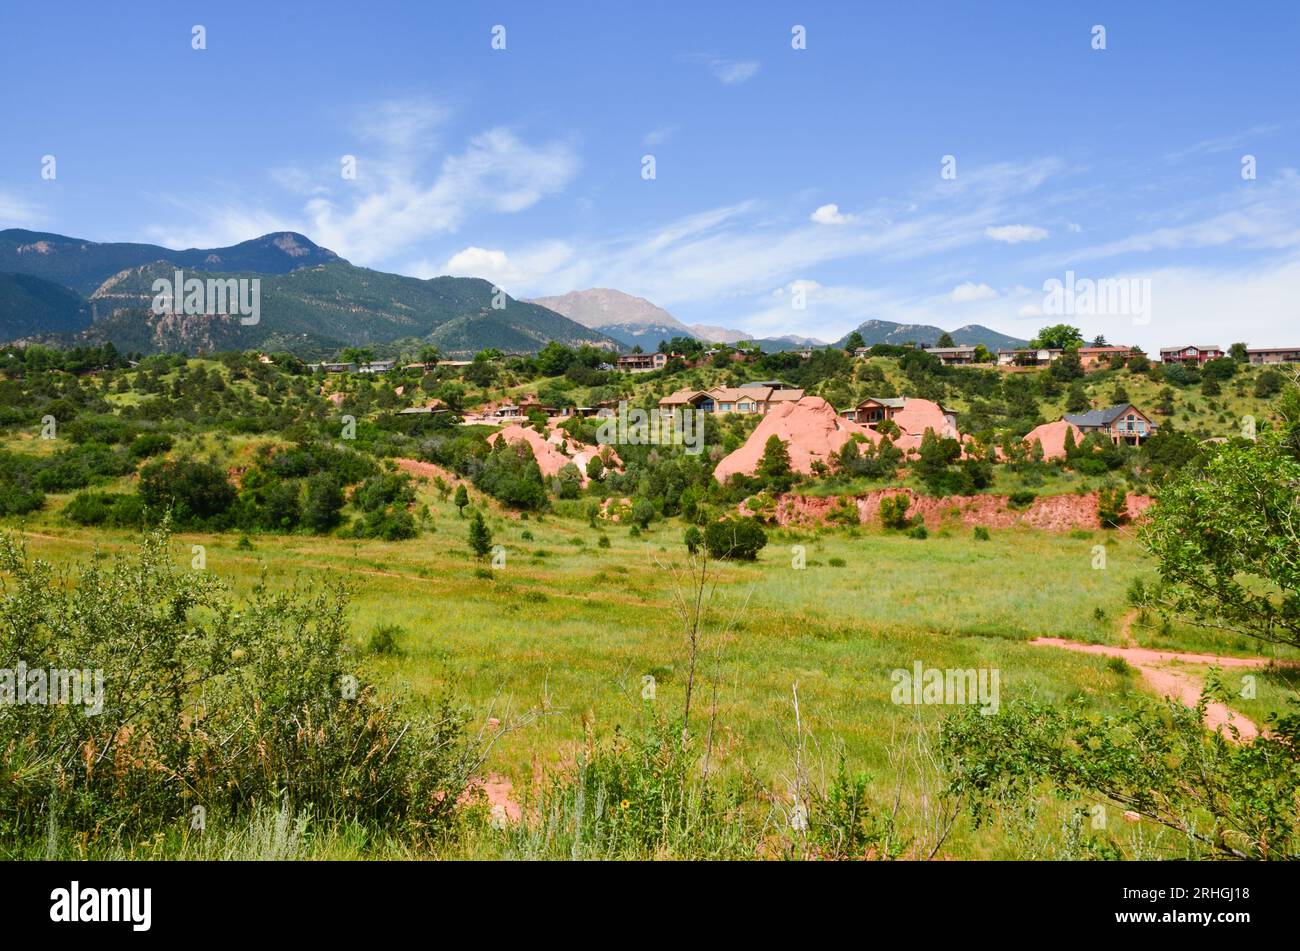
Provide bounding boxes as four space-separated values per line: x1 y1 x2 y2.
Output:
2 1 1298 349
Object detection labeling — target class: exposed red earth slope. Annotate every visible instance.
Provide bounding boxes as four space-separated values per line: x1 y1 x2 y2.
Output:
741 488 1153 531
487 423 622 486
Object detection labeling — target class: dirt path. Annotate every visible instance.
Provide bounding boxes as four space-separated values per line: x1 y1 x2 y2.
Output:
1029 637 1276 740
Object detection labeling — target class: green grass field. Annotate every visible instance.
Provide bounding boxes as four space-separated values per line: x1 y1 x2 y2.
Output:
10 468 1296 858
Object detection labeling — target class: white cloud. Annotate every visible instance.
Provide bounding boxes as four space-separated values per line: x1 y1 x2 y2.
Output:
708 58 760 84
1017 303 1044 318
643 126 675 147
950 281 998 303
985 224 1049 244
422 241 577 291
0 191 43 227
148 98 580 266
1067 222 1083 233
810 203 851 225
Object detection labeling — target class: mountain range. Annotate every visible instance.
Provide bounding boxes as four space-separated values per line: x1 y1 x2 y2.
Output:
0 229 1030 358
0 230 619 356
527 287 825 352
834 319 1028 351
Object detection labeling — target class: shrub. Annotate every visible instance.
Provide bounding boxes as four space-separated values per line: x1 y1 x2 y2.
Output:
0 526 479 846
366 624 405 657
127 432 174 460
63 491 144 528
138 458 236 527
827 556 847 567
973 526 990 541
597 534 611 549
476 440 548 510
878 494 913 530
703 517 768 561
1007 490 1036 510
1097 486 1129 528
683 525 703 554
468 509 493 558
906 524 929 540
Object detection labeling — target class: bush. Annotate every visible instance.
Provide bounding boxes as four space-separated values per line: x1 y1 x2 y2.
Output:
127 432 174 460
138 458 236 527
63 491 145 528
879 494 914 530
476 440 548 510
366 624 405 657
1097 486 1129 528
906 524 929 539
973 526 991 541
702 517 768 561
683 525 703 554
0 526 479 846
1007 490 1036 510
468 509 493 558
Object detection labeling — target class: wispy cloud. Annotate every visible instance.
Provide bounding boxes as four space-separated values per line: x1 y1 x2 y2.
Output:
0 191 44 228
985 224 1049 244
690 55 760 84
146 97 580 265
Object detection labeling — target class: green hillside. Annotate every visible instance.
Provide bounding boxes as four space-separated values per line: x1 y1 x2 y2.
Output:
78 261 619 357
0 229 343 296
0 271 92 340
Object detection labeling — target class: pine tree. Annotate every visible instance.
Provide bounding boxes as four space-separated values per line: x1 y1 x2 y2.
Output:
468 509 492 559
454 484 469 517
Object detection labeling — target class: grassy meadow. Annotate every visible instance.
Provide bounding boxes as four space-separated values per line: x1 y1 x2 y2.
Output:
11 466 1297 859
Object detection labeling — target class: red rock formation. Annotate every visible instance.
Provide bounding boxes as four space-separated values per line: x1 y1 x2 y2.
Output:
488 424 621 486
1022 420 1083 461
713 397 881 482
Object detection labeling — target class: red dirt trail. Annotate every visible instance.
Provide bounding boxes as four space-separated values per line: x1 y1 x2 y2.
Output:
1028 635 1286 741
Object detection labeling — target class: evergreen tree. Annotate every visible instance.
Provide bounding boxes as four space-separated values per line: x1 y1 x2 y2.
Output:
468 509 492 559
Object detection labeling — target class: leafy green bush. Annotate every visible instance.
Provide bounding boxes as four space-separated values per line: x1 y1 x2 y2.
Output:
703 517 768 561
63 491 145 528
1097 486 1129 527
1007 490 1036 510
0 526 479 848
878 494 914 530
137 458 237 527
127 432 174 460
476 440 548 510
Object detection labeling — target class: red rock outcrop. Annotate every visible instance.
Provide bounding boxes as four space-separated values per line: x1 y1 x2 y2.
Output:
713 397 881 482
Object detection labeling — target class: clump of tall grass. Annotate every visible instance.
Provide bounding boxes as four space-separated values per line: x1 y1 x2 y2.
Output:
0 522 481 855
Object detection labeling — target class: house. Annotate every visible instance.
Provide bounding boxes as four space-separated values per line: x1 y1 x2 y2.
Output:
308 362 357 374
840 397 958 434
617 352 670 372
925 346 977 365
1062 403 1157 445
997 348 1061 367
1159 345 1224 365
436 359 472 368
1246 347 1300 365
357 359 396 374
658 385 805 415
1077 346 1133 370
841 397 908 425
